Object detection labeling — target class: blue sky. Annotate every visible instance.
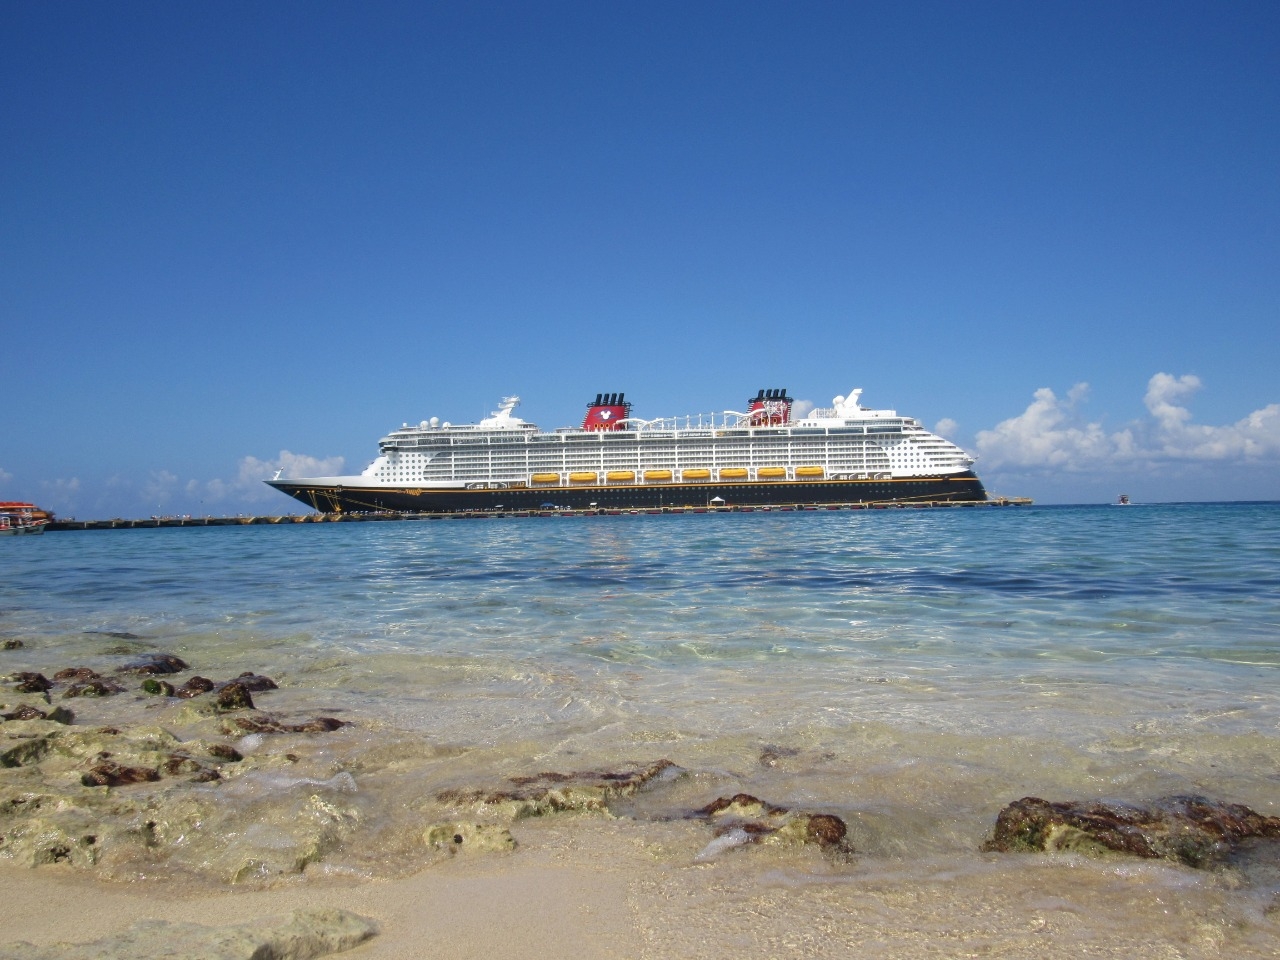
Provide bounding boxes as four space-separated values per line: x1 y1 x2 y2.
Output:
3 1 1277 517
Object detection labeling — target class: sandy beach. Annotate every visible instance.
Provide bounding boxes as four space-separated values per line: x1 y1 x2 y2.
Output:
6 808 1279 960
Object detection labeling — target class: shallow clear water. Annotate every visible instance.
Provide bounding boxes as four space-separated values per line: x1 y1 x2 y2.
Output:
3 503 1280 954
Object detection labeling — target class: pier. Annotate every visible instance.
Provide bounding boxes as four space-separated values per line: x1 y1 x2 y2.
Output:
46 497 1032 531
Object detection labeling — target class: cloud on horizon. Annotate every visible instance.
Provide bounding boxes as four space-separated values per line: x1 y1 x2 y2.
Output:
976 374 1280 471
196 451 347 506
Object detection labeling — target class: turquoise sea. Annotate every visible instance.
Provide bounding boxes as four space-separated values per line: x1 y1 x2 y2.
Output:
3 502 1280 956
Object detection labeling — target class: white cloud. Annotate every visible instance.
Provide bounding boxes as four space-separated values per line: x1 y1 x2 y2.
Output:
238 450 346 485
192 450 347 506
933 418 958 438
0 466 12 484
976 374 1280 471
36 477 82 516
143 470 180 511
791 400 816 420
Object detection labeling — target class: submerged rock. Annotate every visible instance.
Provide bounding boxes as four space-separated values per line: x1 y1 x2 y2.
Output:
437 759 680 819
983 795 1280 868
1 907 377 960
2 704 50 722
0 814 104 867
1 701 72 727
227 715 347 735
63 678 125 698
233 671 279 692
212 681 255 712
221 794 361 883
695 793 849 853
1 705 73 724
10 673 52 694
141 678 175 696
2 639 25 650
81 760 162 787
207 743 243 763
53 667 102 683
423 821 516 854
175 676 215 699
117 652 188 676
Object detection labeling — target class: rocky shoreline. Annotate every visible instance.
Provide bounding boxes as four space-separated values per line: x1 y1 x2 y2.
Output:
5 636 1280 956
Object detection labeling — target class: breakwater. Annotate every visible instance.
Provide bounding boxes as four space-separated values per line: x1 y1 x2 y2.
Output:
47 496 1032 530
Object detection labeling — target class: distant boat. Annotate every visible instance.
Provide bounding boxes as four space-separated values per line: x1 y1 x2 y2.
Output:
0 501 52 534
1115 494 1131 506
0 512 47 535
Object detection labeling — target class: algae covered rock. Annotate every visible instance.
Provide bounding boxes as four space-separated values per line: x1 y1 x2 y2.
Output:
219 793 362 883
141 678 176 696
175 676 215 698
0 814 105 867
226 714 347 735
423 821 516 854
10 672 52 694
695 793 849 853
437 759 680 820
212 681 255 712
232 671 279 692
81 760 161 787
2 704 73 724
983 794 1280 868
117 652 188 676
63 677 125 698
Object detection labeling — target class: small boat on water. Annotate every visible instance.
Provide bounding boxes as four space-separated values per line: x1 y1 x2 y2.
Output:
1115 494 1131 506
0 501 52 536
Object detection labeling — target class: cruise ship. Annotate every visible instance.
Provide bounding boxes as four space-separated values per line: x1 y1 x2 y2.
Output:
265 387 988 513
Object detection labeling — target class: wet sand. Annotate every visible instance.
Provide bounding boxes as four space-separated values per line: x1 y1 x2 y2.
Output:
5 812 1278 959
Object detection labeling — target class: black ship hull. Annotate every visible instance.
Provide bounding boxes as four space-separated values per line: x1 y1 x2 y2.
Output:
267 473 988 514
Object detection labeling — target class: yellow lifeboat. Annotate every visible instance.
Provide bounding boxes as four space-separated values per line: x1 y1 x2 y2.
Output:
681 468 710 480
530 473 560 483
569 472 599 484
606 470 636 482
758 466 786 479
720 468 748 480
795 466 825 478
643 470 673 481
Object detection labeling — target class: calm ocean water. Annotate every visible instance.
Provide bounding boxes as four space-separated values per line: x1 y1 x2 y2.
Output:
4 502 1280 954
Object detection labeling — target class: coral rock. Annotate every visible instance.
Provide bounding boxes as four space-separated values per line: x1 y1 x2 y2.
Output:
423 821 517 853
81 760 161 787
438 759 680 819
212 681 255 712
10 673 52 694
230 715 347 735
696 793 849 851
117 652 189 675
983 795 1280 868
53 667 101 683
175 676 215 698
234 671 280 691
141 677 176 696
63 678 124 698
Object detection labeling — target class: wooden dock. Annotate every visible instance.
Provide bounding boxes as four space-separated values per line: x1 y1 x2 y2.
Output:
46 497 1032 531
